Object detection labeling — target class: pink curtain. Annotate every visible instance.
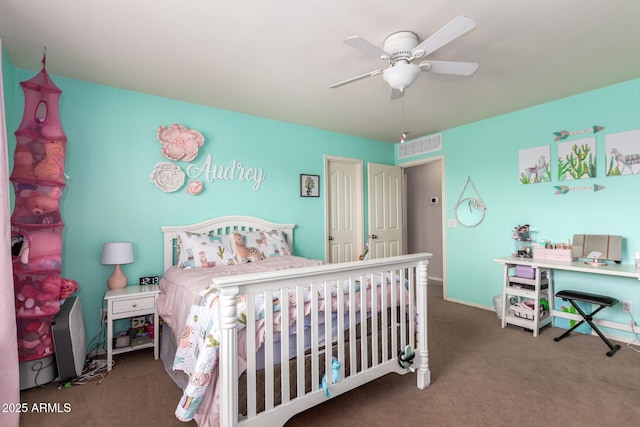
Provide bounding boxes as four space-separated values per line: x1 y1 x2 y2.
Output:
0 39 21 427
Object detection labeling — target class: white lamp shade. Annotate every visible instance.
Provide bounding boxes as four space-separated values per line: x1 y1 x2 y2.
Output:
101 242 134 265
383 61 421 91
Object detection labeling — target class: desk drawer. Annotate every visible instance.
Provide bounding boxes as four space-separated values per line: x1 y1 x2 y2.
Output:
112 296 155 314
545 254 575 262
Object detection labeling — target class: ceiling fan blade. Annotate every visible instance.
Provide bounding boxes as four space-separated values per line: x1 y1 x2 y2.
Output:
411 15 476 58
329 69 385 88
390 88 404 100
343 36 391 61
420 60 479 76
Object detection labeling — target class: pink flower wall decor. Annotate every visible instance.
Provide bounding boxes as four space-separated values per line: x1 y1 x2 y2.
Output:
185 180 204 195
157 124 205 162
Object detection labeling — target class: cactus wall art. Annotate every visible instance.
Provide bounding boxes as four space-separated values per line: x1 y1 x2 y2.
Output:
557 137 596 180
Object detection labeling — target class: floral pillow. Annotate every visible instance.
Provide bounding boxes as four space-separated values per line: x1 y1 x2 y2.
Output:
232 230 292 261
177 232 236 268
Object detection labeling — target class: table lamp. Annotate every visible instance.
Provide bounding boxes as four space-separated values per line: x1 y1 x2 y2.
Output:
101 242 134 290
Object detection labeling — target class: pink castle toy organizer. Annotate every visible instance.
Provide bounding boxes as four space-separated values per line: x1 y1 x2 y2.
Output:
10 61 69 367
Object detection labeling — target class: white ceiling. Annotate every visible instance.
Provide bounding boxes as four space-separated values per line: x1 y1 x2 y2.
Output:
1 0 640 143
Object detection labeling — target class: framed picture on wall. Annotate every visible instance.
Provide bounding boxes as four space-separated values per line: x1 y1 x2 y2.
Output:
300 174 320 197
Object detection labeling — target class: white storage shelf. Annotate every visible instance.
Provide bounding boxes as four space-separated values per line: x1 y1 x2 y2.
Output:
501 267 553 337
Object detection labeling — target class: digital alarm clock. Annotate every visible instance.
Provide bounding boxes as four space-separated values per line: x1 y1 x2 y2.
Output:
139 275 159 286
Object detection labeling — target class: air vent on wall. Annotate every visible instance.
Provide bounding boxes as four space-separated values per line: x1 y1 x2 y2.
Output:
397 133 442 159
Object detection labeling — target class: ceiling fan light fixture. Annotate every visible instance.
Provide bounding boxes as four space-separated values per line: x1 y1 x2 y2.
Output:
383 61 421 90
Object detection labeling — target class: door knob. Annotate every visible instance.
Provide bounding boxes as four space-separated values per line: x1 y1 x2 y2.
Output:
370 234 378 239
328 236 333 240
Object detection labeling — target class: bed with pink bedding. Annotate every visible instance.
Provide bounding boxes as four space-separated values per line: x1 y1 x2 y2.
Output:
157 215 431 427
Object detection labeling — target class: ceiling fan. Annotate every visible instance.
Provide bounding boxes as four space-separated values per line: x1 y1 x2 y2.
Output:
329 15 479 99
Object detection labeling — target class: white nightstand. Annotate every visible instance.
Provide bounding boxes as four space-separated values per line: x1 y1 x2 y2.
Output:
104 285 160 371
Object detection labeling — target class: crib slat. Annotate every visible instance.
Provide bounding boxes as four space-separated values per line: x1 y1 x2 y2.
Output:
280 287 290 405
348 277 357 376
370 272 378 367
381 270 389 362
295 285 305 399
264 290 274 411
246 292 257 417
336 278 345 380
390 269 398 364
324 280 333 388
360 274 368 371
311 282 319 393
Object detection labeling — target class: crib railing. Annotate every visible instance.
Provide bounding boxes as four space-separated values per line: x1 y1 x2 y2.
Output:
214 253 431 427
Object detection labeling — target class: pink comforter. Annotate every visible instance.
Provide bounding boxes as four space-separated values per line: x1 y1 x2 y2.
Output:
157 256 323 342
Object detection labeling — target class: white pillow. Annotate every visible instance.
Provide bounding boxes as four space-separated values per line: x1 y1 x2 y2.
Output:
233 229 292 261
177 232 237 268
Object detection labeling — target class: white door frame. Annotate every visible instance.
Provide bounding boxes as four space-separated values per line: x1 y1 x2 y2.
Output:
324 155 364 262
398 154 447 296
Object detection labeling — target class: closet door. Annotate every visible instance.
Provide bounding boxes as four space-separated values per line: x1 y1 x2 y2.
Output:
325 156 363 263
367 163 403 259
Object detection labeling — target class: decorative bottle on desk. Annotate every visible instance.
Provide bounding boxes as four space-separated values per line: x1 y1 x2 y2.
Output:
512 224 533 258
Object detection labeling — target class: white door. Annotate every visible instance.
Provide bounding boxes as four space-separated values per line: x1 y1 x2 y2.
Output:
325 156 363 263
367 163 403 259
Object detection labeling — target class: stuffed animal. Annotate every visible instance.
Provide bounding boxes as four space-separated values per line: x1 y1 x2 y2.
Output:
33 140 65 182
231 232 263 263
320 357 341 398
14 274 61 316
12 147 35 179
11 227 62 269
11 233 30 264
15 187 62 224
398 344 416 372
59 278 78 300
26 191 60 217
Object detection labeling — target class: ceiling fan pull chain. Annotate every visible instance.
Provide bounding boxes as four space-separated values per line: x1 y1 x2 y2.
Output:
400 94 408 143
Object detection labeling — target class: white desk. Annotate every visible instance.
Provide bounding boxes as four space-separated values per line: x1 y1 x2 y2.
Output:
494 256 640 280
493 256 640 334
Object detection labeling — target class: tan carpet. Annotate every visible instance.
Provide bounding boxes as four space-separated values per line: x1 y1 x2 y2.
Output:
20 284 640 426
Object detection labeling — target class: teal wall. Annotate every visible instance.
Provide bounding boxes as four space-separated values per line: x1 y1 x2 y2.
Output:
3 56 392 343
4 45 640 347
2 48 16 199
398 78 640 338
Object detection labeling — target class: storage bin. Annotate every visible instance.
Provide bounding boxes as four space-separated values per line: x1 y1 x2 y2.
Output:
492 295 503 319
515 265 536 279
531 244 576 262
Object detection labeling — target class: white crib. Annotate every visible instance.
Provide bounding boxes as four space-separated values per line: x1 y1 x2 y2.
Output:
159 216 431 426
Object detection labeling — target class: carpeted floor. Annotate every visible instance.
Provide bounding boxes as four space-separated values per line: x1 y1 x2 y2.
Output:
19 283 640 426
